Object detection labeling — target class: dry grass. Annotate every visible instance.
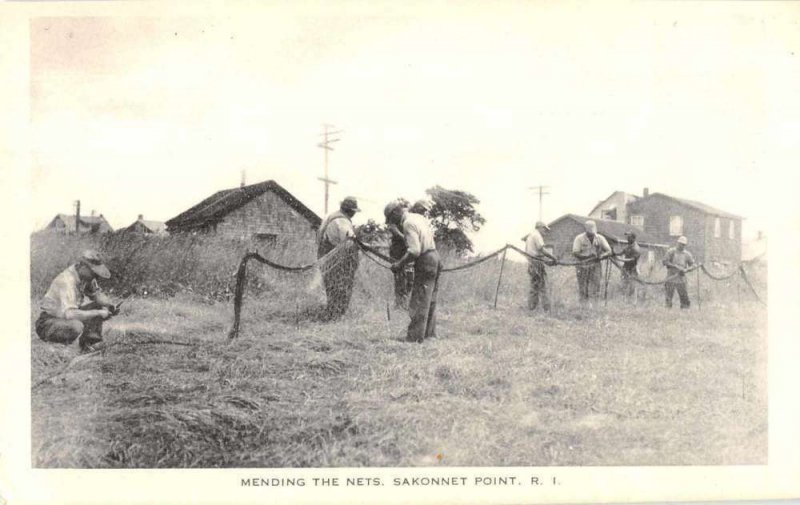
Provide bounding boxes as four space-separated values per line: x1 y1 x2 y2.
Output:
31 258 767 467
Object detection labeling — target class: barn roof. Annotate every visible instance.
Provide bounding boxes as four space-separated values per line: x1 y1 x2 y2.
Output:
125 218 167 234
165 180 322 230
140 220 167 233
587 191 639 217
548 214 668 248
48 214 113 233
635 193 742 220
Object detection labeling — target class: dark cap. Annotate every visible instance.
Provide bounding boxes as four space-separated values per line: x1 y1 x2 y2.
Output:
340 196 360 213
80 249 111 279
384 200 404 223
624 231 636 239
411 199 433 214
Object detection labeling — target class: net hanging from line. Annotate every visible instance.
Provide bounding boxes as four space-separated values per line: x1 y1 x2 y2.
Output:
227 238 765 339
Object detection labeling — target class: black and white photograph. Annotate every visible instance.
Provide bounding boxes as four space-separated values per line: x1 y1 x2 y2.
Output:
1 1 798 504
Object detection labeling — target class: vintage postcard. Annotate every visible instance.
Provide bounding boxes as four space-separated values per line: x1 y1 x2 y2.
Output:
1 1 798 504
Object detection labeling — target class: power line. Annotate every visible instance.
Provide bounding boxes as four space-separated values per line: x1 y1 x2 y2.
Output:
317 124 342 214
529 185 550 222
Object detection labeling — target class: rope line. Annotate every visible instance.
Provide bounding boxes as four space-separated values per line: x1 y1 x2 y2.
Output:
354 239 509 272
504 244 617 267
441 246 508 272
739 264 767 306
607 258 701 285
700 264 740 281
227 237 766 339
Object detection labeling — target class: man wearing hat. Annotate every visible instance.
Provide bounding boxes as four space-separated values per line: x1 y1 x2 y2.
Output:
317 196 361 319
524 220 557 312
387 198 413 308
409 199 433 217
662 235 695 309
385 200 441 343
35 249 118 352
619 231 642 302
572 220 612 302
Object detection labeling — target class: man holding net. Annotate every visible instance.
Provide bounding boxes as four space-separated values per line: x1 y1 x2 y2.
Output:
385 200 441 343
663 235 695 309
35 249 120 353
317 197 361 320
572 220 612 303
525 220 557 312
388 198 413 309
618 231 642 302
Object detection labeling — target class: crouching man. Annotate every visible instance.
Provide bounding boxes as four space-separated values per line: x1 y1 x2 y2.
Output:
385 201 441 343
35 250 117 352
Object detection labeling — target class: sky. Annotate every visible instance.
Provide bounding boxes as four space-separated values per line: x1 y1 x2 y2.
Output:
27 2 800 251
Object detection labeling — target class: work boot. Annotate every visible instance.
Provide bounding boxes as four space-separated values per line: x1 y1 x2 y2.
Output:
78 330 104 352
80 340 107 354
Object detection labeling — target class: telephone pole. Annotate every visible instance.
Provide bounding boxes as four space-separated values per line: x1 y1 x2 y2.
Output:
529 185 550 222
74 199 81 236
317 124 342 214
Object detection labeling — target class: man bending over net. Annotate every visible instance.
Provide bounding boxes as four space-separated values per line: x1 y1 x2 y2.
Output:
385 200 441 343
317 197 361 320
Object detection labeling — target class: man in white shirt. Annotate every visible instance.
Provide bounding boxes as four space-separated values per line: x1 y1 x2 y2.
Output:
386 201 441 343
662 235 695 309
35 250 117 352
317 197 361 320
572 220 612 302
525 221 557 312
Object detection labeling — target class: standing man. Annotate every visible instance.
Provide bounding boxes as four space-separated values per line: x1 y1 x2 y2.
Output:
525 220 557 312
387 198 413 308
572 220 612 303
317 196 361 320
35 250 118 353
619 231 642 302
663 235 695 309
385 200 441 343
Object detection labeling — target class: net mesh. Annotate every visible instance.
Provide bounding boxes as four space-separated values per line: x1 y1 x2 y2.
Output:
229 239 767 339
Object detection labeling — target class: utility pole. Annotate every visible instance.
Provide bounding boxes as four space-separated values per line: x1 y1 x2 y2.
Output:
74 199 81 236
529 185 550 222
317 124 342 214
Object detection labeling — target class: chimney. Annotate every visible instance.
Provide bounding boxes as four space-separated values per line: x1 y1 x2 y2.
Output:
240 170 246 188
643 187 649 198
138 214 144 221
91 209 96 217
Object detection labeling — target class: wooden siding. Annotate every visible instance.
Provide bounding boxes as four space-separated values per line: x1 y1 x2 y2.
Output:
214 189 318 258
627 194 741 263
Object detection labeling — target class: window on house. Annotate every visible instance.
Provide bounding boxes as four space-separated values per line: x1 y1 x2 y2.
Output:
728 220 735 239
601 208 617 221
669 215 683 236
630 215 644 228
253 233 278 247
714 217 721 238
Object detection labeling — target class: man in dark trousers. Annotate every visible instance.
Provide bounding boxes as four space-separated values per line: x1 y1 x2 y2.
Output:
317 196 361 320
619 231 642 302
663 235 695 309
572 220 612 303
35 249 118 353
385 200 441 343
387 198 413 308
524 220 558 312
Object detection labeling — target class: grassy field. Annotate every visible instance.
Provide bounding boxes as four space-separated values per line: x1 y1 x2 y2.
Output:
31 249 768 467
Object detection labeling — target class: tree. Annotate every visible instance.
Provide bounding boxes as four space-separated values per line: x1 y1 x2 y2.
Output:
425 185 486 255
355 219 387 245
